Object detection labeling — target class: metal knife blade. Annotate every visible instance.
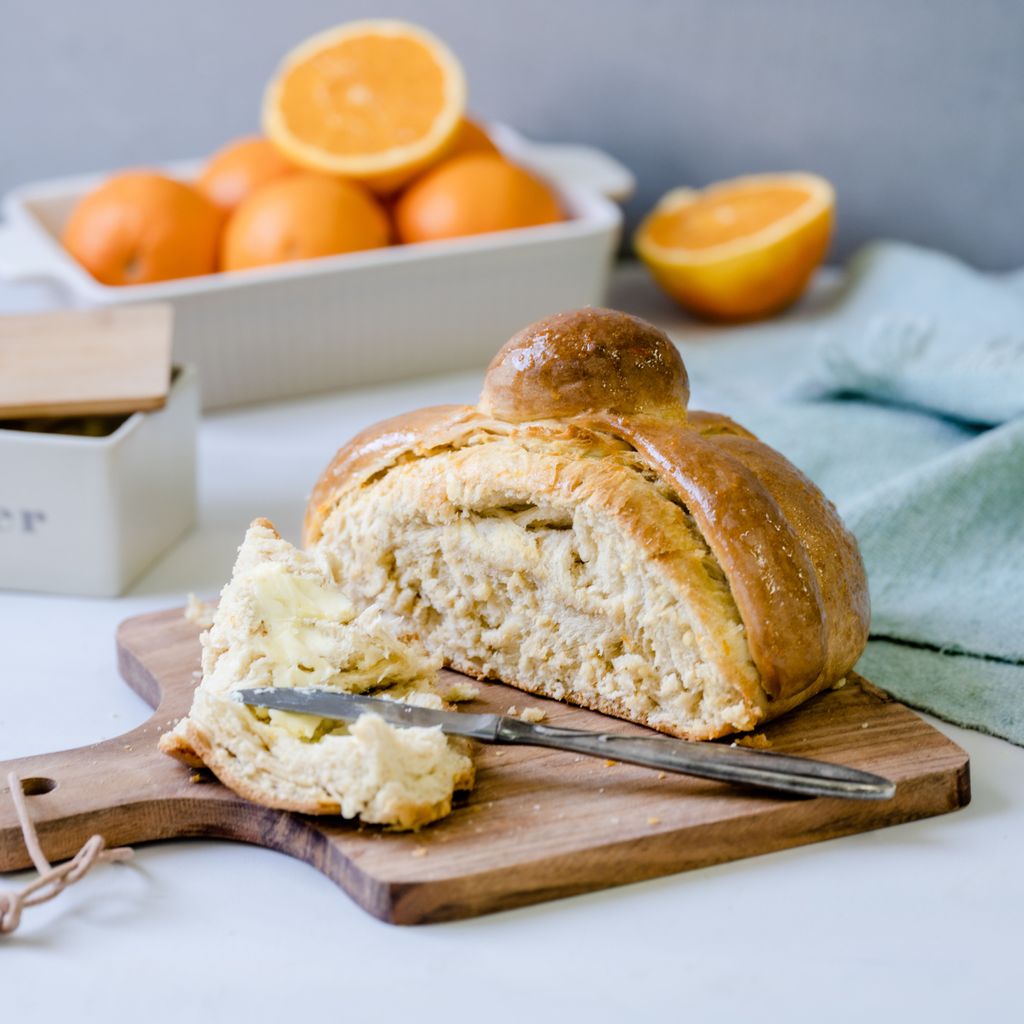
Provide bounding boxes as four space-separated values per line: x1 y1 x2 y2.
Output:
235 687 504 740
233 687 896 801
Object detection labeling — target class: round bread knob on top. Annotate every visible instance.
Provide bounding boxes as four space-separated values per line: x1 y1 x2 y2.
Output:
306 308 869 741
479 307 690 421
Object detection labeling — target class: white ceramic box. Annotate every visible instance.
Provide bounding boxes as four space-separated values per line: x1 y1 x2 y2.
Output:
0 364 198 596
0 126 633 410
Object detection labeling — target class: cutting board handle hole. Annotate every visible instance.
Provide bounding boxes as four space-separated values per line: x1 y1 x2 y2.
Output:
19 776 57 796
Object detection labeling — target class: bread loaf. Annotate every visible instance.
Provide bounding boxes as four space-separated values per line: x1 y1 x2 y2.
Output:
305 308 869 740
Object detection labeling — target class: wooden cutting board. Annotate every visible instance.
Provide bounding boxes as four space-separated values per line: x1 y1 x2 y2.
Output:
0 608 969 924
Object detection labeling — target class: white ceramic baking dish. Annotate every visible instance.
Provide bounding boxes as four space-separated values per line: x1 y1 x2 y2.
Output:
0 126 632 409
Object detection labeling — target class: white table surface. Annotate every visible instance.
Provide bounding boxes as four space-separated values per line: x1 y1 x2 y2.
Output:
1 268 1020 1021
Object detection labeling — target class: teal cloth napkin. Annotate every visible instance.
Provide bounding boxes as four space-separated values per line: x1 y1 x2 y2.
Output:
674 242 1024 745
799 242 1024 424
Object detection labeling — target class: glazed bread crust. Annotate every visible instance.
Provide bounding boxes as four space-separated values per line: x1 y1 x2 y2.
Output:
480 307 690 420
305 309 869 739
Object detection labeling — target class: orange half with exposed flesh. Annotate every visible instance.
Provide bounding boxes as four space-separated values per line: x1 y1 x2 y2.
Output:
635 173 835 321
263 19 466 194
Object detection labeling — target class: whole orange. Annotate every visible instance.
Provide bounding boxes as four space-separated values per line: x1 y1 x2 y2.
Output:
197 137 297 213
221 172 390 271
447 117 499 159
61 171 222 286
358 117 499 196
395 153 562 244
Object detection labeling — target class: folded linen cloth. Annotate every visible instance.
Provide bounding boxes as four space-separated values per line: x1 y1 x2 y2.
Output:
799 242 1024 425
671 242 1024 745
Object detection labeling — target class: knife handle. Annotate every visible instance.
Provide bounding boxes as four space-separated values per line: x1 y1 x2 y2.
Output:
495 718 895 801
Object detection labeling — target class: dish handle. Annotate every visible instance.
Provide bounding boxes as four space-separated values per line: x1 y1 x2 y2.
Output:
0 219 72 284
0 219 82 311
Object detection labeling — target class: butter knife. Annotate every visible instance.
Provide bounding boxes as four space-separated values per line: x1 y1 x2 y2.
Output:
233 687 895 801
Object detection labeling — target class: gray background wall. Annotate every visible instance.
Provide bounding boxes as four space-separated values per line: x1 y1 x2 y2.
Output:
2 0 1022 268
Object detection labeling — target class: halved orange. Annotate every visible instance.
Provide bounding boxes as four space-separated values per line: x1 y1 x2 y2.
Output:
263 20 466 194
635 173 835 321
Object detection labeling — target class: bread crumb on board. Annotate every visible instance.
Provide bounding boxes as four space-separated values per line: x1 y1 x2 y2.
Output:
442 680 480 703
184 593 216 628
732 733 772 750
832 676 848 691
411 846 428 858
647 816 661 826
506 705 545 722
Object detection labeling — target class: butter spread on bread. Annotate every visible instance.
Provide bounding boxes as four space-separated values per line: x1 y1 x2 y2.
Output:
160 519 474 829
305 308 869 740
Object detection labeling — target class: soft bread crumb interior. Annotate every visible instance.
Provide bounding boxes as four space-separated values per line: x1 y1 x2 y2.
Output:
318 433 766 739
160 520 474 829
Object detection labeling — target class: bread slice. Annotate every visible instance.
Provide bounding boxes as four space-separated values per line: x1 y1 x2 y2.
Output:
159 519 474 830
305 309 869 741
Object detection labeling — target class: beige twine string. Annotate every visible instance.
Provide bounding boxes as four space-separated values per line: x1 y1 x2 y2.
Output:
0 772 133 935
